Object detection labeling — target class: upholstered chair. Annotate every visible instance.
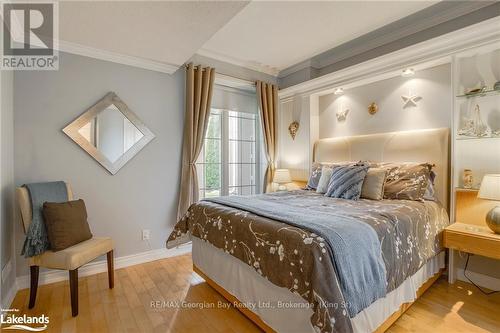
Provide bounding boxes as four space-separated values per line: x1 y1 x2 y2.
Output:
16 183 114 317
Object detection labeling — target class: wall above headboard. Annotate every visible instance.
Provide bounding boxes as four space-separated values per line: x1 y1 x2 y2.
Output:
278 63 452 182
318 64 451 139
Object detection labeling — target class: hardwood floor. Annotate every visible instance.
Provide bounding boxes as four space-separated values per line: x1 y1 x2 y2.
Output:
5 254 500 333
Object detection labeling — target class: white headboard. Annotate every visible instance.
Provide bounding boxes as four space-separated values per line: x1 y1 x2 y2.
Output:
313 128 450 208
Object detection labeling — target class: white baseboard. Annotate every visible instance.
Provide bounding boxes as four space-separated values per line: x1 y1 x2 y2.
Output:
2 281 18 310
15 243 192 291
456 268 500 291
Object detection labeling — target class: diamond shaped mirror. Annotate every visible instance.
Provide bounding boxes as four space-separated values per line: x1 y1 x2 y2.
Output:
63 92 155 175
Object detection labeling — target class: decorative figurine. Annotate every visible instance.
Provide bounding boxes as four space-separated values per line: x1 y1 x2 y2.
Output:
463 169 473 189
288 121 299 140
368 102 378 115
336 108 349 121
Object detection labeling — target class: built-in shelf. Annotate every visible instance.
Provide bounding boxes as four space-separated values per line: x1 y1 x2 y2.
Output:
456 89 500 99
456 135 500 141
455 187 479 192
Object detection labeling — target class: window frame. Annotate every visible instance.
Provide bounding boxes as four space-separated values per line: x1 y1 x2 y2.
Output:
197 107 262 198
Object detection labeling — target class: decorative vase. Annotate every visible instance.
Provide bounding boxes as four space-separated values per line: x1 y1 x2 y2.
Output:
486 206 500 234
463 169 473 189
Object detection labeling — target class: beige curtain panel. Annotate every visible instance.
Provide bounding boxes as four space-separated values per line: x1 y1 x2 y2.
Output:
256 81 278 193
177 63 215 220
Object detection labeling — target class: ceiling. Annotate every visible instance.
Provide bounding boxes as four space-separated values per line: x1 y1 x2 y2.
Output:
199 1 438 75
52 1 438 75
58 1 249 72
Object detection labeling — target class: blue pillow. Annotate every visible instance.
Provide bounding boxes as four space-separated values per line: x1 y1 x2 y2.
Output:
325 164 370 200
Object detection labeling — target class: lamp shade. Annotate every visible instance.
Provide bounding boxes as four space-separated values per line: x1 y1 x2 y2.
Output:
273 169 292 184
478 174 500 201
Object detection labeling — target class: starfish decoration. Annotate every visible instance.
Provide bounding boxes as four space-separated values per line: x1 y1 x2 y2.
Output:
401 94 422 108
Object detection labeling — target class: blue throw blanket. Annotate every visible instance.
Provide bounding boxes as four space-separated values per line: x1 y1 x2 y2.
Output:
21 181 68 257
206 194 387 317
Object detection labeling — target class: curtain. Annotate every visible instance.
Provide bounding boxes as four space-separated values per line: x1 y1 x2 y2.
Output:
256 81 278 193
177 63 215 220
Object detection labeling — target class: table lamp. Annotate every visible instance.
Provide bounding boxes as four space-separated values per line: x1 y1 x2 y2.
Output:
273 169 292 191
478 174 500 234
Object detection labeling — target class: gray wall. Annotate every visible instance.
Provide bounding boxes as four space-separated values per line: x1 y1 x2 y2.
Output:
1 68 15 305
14 52 185 277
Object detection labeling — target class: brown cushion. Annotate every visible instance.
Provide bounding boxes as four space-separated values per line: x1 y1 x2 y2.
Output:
376 162 431 201
43 199 93 251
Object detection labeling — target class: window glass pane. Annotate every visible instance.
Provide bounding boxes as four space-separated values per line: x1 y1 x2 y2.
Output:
205 188 220 198
205 163 221 190
229 163 239 187
241 164 254 186
228 116 239 140
240 186 253 195
240 118 255 141
206 113 221 139
204 139 220 163
229 140 238 164
229 187 239 196
240 141 254 163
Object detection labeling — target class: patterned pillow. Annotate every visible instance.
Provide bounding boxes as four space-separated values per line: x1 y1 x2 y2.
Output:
324 163 370 200
377 162 431 201
306 163 323 190
306 161 353 190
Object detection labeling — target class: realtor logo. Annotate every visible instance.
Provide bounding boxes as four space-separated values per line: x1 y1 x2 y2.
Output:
1 1 58 70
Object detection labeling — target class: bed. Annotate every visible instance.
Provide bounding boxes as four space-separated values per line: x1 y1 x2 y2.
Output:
167 128 450 333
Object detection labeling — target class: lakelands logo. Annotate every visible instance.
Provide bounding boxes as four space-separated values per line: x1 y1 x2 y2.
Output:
1 1 58 70
1 309 49 331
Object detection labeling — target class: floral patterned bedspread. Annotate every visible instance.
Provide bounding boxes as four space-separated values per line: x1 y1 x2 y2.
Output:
166 190 449 333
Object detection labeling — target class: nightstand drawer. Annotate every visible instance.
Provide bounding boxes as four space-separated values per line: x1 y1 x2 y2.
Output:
444 230 500 259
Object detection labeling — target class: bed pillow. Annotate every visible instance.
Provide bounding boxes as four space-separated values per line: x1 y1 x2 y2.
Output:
306 163 323 190
377 162 431 201
423 170 437 201
42 199 93 251
306 161 354 190
361 168 387 200
316 166 334 194
325 163 370 200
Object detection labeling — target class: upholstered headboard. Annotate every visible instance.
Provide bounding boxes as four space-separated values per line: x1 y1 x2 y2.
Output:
313 128 450 208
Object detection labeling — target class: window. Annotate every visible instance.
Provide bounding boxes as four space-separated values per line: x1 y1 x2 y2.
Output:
197 108 261 198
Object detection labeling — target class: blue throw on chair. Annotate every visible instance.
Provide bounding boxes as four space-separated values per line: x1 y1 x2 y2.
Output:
21 181 68 257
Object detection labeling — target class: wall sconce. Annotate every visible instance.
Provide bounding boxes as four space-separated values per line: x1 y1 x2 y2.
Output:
401 68 415 77
288 121 299 140
334 88 344 95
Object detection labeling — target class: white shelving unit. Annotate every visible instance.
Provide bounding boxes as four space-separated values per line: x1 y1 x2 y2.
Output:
451 42 500 223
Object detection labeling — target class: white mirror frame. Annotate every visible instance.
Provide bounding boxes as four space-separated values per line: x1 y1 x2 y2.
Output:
63 92 155 175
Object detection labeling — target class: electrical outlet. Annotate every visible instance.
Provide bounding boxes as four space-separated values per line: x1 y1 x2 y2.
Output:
142 229 151 241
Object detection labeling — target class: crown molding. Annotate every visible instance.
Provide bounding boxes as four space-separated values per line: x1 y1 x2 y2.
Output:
196 48 279 77
57 40 180 74
279 16 500 99
311 1 494 70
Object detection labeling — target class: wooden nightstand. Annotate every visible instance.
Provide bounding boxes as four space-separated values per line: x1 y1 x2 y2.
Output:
443 223 500 283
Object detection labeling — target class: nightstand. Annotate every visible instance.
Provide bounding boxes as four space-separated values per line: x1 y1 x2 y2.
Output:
443 223 500 283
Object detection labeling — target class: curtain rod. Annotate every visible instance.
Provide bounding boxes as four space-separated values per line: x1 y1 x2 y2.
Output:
184 64 256 86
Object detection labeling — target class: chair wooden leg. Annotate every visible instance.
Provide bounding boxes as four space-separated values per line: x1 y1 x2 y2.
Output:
28 266 39 309
107 250 114 289
69 269 78 317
